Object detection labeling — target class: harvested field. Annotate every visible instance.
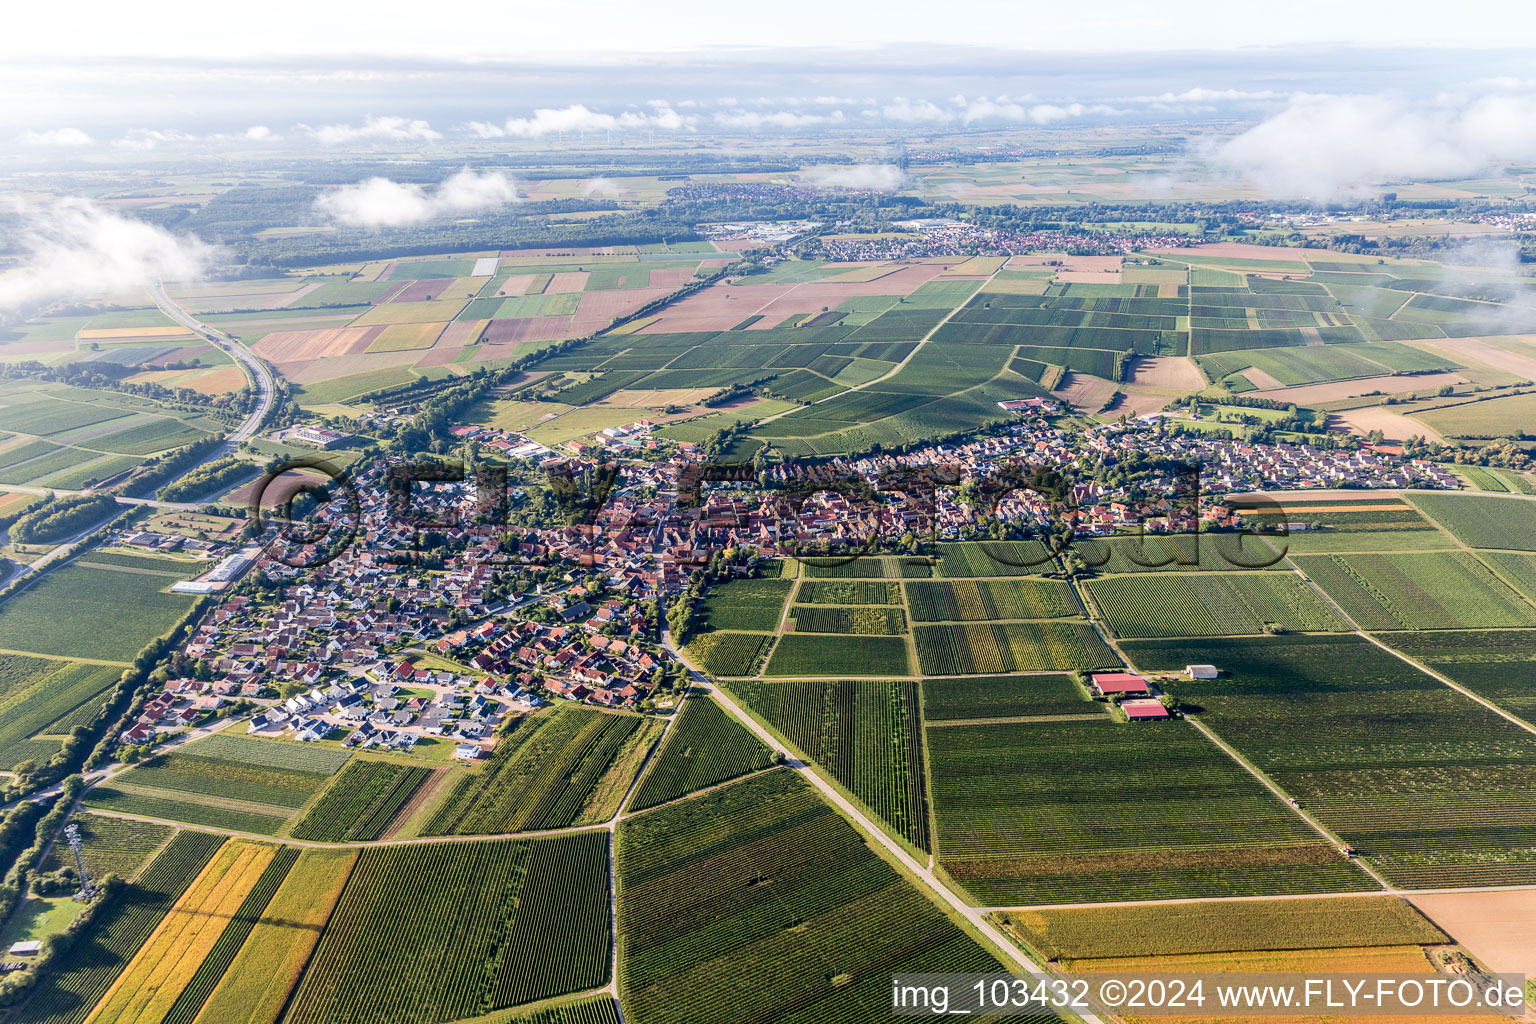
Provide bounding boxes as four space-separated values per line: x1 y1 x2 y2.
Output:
1052 371 1119 414
351 300 467 326
365 321 447 353
389 279 454 302
547 271 589 293
600 388 718 408
414 320 485 367
493 274 538 297
275 352 423 384
1123 357 1203 389
1337 406 1449 444
482 317 577 344
1426 335 1536 380
1409 890 1536 976
253 327 381 361
1240 367 1286 389
1254 372 1466 404
78 327 196 340
648 267 695 288
571 287 672 330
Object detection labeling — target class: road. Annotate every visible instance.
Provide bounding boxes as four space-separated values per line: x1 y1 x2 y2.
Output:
147 281 275 449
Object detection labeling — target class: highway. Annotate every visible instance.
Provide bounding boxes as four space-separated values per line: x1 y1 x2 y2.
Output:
147 281 276 449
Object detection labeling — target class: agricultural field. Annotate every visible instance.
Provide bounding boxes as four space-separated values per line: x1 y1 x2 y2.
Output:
288 760 431 841
921 673 1106 722
905 578 1080 621
787 603 906 634
913 621 1117 675
1292 551 1536 630
1126 634 1536 888
680 630 772 676
1073 533 1291 572
762 633 910 676
16 830 226 1024
933 540 1056 577
38 814 172 882
1086 572 1349 637
1376 630 1536 725
626 692 773 812
1408 492 1536 551
616 770 1054 1024
695 577 793 632
793 579 900 604
83 733 348 835
1232 498 1453 554
192 847 358 1024
284 833 610 1024
423 705 647 834
0 562 197 662
0 659 125 770
724 678 928 849
926 716 1371 905
994 895 1445 961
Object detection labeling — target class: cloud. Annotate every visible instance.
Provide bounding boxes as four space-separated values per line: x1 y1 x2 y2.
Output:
1206 91 1536 197
0 197 214 319
18 128 92 147
880 97 952 124
301 115 441 145
468 104 693 138
802 164 907 191
112 128 196 150
244 125 277 141
313 168 519 228
580 177 624 197
713 109 845 130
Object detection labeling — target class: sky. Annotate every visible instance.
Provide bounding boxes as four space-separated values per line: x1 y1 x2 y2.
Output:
8 0 1536 59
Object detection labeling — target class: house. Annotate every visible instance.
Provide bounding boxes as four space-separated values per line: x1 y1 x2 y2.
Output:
7 941 41 957
454 743 482 760
1185 664 1220 680
1122 699 1171 722
1090 672 1152 698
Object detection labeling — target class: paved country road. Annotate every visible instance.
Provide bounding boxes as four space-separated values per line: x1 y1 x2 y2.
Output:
147 281 275 449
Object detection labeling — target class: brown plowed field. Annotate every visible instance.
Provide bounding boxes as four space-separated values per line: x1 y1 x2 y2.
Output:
254 326 383 361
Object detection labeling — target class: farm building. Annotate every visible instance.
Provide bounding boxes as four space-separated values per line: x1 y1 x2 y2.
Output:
1090 672 1152 698
1122 699 1171 722
1185 664 1220 680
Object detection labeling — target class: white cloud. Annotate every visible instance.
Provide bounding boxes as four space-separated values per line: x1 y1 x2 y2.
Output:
801 163 907 191
244 125 276 141
580 177 624 197
112 128 196 150
0 197 214 318
301 115 441 145
713 109 845 130
18 127 92 146
313 168 519 228
469 103 693 138
1207 91 1536 197
881 97 952 124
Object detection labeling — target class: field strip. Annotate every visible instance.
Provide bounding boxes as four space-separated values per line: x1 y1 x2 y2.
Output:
0 648 128 666
981 880 1536 913
926 713 1109 727
73 560 191 577
690 675 1106 1022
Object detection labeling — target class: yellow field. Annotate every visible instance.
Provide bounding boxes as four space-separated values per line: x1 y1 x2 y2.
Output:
980 277 1051 296
941 256 1008 276
350 300 468 326
194 848 357 1024
609 315 659 335
86 841 275 1024
365 321 449 353
433 277 490 301
77 327 196 340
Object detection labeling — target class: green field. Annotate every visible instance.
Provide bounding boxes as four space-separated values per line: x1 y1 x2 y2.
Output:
288 760 430 841
762 633 910 676
1293 551 1536 630
284 833 610 1024
0 660 124 768
627 693 772 811
906 578 1079 621
696 577 793 632
1408 493 1536 551
424 706 644 834
1126 633 1536 888
921 673 1104 721
682 631 772 676
913 621 1117 675
38 813 172 881
1376 629 1536 725
0 563 196 661
1087 573 1349 637
616 770 1054 1024
927 716 1371 905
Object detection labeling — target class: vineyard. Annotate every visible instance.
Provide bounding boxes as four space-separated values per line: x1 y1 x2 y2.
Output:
39 814 170 881
0 661 123 768
682 631 771 676
914 621 1117 675
627 693 773 811
1086 573 1348 637
1377 629 1536 724
499 997 621 1024
616 770 1054 1024
1292 552 1536 630
722 679 928 849
926 717 1372 905
788 604 906 634
1072 534 1289 573
83 737 343 835
193 847 357 1024
921 673 1103 721
995 895 1446 961
763 633 910 676
289 761 430 841
424 706 643 834
794 580 899 604
1126 634 1536 888
15 831 225 1024
934 540 1055 577
1409 492 1536 551
86 840 282 1024
697 577 794 632
284 834 609 1024
905 579 1079 621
